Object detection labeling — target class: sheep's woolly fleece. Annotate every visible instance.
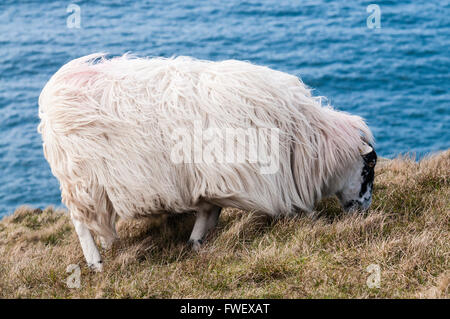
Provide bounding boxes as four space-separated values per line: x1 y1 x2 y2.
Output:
38 53 373 239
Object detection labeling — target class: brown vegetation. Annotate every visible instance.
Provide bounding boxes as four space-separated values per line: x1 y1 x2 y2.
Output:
0 151 448 298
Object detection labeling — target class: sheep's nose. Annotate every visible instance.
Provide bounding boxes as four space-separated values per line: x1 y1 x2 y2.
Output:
361 198 372 210
343 200 362 212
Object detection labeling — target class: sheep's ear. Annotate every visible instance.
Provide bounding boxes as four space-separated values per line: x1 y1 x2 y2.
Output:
359 142 373 155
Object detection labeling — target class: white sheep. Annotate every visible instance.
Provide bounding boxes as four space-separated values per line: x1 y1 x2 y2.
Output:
38 53 377 271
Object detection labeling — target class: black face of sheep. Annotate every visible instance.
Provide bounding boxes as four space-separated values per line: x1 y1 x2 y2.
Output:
336 144 377 212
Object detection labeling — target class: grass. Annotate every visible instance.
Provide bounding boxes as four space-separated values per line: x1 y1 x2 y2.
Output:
0 150 448 298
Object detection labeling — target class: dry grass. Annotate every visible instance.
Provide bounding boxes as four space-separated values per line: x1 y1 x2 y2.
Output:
0 151 448 298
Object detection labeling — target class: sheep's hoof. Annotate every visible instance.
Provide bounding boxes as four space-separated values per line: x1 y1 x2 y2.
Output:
188 239 203 252
88 260 103 272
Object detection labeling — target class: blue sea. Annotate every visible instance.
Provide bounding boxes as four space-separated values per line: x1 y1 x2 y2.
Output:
0 0 449 217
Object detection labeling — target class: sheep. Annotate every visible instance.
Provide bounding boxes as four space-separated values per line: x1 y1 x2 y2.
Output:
38 53 377 271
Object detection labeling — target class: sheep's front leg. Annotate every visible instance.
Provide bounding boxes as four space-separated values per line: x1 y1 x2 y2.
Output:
189 204 221 251
71 216 103 272
99 236 115 250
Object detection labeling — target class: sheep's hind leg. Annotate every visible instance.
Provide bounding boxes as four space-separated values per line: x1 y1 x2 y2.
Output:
189 203 221 252
71 216 103 272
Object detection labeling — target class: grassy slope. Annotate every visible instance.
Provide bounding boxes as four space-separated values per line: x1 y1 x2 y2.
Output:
0 151 448 298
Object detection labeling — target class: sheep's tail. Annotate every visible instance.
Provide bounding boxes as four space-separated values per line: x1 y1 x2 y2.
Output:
38 52 107 126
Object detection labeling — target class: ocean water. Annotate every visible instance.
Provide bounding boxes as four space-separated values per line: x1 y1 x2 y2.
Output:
0 0 449 217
